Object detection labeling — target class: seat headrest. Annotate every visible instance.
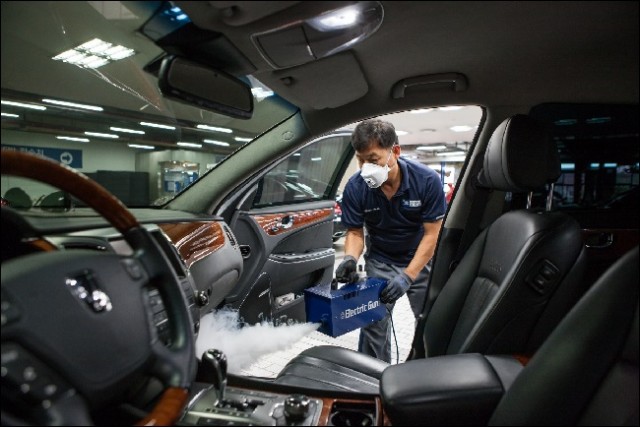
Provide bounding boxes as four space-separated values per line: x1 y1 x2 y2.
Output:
478 115 560 192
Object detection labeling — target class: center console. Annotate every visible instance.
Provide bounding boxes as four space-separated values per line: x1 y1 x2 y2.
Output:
181 349 384 426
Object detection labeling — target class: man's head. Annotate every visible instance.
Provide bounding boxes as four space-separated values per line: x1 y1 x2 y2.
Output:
351 119 398 151
351 119 401 188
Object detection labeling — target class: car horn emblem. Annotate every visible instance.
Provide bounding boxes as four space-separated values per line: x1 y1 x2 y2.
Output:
66 271 113 313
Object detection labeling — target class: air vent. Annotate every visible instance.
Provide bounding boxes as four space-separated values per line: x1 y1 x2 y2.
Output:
62 242 108 251
239 245 251 259
223 225 238 247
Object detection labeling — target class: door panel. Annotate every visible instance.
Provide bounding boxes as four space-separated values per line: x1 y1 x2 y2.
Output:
222 133 354 325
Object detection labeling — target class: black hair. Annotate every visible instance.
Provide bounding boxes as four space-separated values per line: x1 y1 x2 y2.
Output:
351 119 398 151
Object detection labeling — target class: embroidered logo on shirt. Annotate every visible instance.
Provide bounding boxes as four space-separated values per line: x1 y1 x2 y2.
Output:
402 200 422 208
364 207 381 213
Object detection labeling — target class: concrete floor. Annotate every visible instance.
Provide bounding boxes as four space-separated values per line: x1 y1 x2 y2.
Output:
238 237 417 378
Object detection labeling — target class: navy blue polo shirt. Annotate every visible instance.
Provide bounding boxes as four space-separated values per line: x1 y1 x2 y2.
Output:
341 158 446 266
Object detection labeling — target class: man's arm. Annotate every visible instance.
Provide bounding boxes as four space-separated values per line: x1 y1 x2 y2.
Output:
344 227 365 260
403 220 442 280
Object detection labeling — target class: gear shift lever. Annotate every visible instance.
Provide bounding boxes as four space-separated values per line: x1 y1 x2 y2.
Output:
201 349 227 404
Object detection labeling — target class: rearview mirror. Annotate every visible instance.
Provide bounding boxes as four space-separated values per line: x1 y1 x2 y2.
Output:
158 56 253 119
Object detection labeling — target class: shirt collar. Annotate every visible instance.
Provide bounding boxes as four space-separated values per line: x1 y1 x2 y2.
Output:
396 158 410 196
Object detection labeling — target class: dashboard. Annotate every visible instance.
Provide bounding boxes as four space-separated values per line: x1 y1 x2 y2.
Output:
10 209 244 347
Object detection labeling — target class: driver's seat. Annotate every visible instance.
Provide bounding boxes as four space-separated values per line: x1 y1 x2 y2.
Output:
273 114 587 392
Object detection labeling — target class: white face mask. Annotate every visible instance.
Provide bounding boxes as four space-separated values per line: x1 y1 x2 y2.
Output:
360 149 394 189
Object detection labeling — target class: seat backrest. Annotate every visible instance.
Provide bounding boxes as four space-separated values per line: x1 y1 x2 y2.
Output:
423 115 587 357
489 246 639 426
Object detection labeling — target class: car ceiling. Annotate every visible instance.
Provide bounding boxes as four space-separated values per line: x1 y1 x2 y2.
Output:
179 1 638 130
1 1 638 156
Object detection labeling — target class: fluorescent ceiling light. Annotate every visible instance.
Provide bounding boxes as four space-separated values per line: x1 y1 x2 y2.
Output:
437 156 466 162
234 137 252 142
439 106 464 111
203 139 230 146
436 151 466 156
1 100 46 110
396 130 409 136
84 131 119 139
197 124 233 133
140 122 176 130
1 112 19 118
410 108 434 114
110 127 145 134
52 38 135 69
177 142 202 148
311 157 322 161
293 153 301 157
56 136 89 143
42 98 103 111
128 144 155 150
450 125 474 132
417 145 447 151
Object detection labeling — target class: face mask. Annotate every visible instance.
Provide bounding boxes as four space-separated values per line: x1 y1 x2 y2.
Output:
360 149 394 189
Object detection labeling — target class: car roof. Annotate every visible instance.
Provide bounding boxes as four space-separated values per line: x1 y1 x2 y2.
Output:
178 1 639 133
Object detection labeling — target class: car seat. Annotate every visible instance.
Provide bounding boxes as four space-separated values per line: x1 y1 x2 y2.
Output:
273 114 587 392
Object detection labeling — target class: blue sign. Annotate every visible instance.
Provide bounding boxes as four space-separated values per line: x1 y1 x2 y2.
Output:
2 145 83 168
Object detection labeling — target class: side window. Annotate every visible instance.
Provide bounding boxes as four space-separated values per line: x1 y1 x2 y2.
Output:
252 133 353 208
530 104 639 227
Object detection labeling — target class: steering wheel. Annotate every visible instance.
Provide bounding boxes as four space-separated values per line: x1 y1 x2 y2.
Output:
1 151 196 425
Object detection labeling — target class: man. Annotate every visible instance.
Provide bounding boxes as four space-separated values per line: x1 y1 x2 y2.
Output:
336 119 446 362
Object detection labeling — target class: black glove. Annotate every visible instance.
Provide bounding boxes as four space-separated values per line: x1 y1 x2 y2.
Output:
335 255 358 283
380 272 413 304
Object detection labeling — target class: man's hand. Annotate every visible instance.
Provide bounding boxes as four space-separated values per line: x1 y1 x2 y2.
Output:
380 272 413 304
335 255 359 283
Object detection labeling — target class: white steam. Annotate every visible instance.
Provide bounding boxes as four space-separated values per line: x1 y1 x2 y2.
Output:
195 309 320 374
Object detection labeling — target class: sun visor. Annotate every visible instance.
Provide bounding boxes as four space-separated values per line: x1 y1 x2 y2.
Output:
268 52 368 109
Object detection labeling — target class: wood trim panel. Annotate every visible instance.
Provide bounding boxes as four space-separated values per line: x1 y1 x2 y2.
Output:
158 222 225 267
252 208 333 236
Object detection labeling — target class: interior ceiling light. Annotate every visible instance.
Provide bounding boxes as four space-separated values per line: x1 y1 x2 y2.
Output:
42 98 103 111
1 100 46 110
234 137 252 142
396 130 409 136
1 112 20 118
252 1 383 69
52 38 135 69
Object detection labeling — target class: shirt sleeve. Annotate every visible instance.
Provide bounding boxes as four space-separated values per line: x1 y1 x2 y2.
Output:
422 172 447 222
340 179 364 229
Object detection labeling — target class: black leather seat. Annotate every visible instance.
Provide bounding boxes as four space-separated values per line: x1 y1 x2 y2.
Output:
489 246 638 425
274 115 587 392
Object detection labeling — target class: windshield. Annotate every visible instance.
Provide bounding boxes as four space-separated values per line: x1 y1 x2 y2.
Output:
1 1 296 211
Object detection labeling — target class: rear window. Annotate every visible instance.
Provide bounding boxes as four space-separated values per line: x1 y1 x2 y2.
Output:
529 104 639 228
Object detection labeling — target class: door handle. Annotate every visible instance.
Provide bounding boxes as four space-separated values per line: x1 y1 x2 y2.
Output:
585 232 614 249
278 215 294 229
